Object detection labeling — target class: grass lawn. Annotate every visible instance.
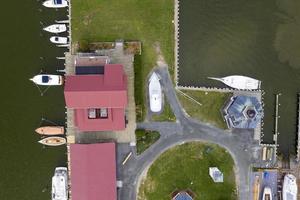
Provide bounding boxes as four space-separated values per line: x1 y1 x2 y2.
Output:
151 99 176 122
177 90 232 129
72 0 174 121
138 142 237 200
136 129 160 155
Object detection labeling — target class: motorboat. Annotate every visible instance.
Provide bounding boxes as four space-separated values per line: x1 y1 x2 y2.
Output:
208 75 261 90
262 187 272 200
52 167 68 200
43 24 67 33
38 136 66 146
43 0 68 8
50 36 68 44
35 126 64 136
283 174 297 200
30 74 63 86
149 72 162 112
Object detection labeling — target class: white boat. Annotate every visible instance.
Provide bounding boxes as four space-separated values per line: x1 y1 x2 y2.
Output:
149 72 162 112
208 75 261 90
283 174 297 200
43 24 67 33
30 74 63 86
262 187 272 200
43 0 68 8
50 36 68 44
52 167 68 200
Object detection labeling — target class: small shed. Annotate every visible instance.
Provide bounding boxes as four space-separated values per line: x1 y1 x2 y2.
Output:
172 191 193 200
209 167 224 183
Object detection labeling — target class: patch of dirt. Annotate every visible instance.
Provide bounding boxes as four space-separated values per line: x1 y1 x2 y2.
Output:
153 42 167 67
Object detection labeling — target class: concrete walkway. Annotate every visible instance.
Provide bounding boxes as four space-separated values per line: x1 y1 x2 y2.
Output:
117 66 260 200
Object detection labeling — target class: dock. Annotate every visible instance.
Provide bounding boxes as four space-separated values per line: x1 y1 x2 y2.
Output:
297 93 300 162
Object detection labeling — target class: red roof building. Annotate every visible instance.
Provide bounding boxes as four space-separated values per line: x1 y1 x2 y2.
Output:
64 63 127 131
70 143 117 200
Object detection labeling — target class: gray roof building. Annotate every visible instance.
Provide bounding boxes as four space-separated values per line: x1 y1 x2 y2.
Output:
223 95 263 129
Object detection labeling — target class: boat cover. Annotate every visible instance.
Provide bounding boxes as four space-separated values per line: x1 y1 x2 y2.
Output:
54 0 62 5
42 76 49 83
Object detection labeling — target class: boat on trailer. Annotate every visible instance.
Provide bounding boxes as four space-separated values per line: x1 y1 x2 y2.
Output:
262 187 272 200
43 24 67 33
38 136 66 146
35 126 64 136
43 0 68 8
50 36 68 44
283 174 297 200
30 74 63 86
52 167 68 200
149 72 162 113
208 75 261 90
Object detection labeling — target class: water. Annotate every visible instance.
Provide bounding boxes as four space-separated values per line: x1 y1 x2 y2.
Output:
178 0 300 156
0 0 68 199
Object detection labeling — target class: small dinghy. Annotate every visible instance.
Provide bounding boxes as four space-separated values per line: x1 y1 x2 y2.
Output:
43 0 68 8
30 74 63 86
149 72 162 112
208 75 261 90
35 126 64 136
52 167 68 200
50 36 68 44
43 24 67 33
39 136 66 146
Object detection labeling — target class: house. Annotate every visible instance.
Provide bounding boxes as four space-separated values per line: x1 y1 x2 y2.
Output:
64 62 128 132
70 143 117 200
223 95 263 129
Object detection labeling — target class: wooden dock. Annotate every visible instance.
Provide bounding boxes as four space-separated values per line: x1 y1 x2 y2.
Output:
297 94 300 161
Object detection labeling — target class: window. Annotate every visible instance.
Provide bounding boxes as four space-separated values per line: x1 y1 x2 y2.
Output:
88 108 108 119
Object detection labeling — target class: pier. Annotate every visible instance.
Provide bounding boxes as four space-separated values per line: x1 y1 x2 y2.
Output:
297 94 300 162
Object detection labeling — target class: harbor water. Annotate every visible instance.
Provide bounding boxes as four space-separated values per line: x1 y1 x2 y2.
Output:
0 0 68 199
179 0 300 157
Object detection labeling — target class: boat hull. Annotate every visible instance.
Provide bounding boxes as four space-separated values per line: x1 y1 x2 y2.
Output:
43 0 68 8
43 24 67 33
38 136 66 146
149 72 162 112
30 74 63 86
208 75 261 90
52 167 68 200
283 174 297 200
35 126 64 135
50 36 68 44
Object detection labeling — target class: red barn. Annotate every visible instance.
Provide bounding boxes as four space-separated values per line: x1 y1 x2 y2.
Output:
70 143 117 200
64 64 127 131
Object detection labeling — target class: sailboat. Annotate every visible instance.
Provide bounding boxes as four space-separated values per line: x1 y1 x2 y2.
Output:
43 24 67 33
149 72 162 112
208 75 261 90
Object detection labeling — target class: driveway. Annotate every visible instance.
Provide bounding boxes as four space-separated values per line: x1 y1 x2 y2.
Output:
117 66 260 200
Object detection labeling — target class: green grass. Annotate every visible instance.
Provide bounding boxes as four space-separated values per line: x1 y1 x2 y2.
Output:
72 0 175 121
177 90 231 129
136 129 160 155
151 99 176 122
134 55 146 121
138 142 237 200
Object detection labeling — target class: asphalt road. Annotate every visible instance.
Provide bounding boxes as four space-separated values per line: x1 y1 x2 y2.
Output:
117 67 260 200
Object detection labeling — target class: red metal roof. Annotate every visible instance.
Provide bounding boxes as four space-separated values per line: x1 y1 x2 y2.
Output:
74 108 125 131
64 64 127 108
70 143 116 200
